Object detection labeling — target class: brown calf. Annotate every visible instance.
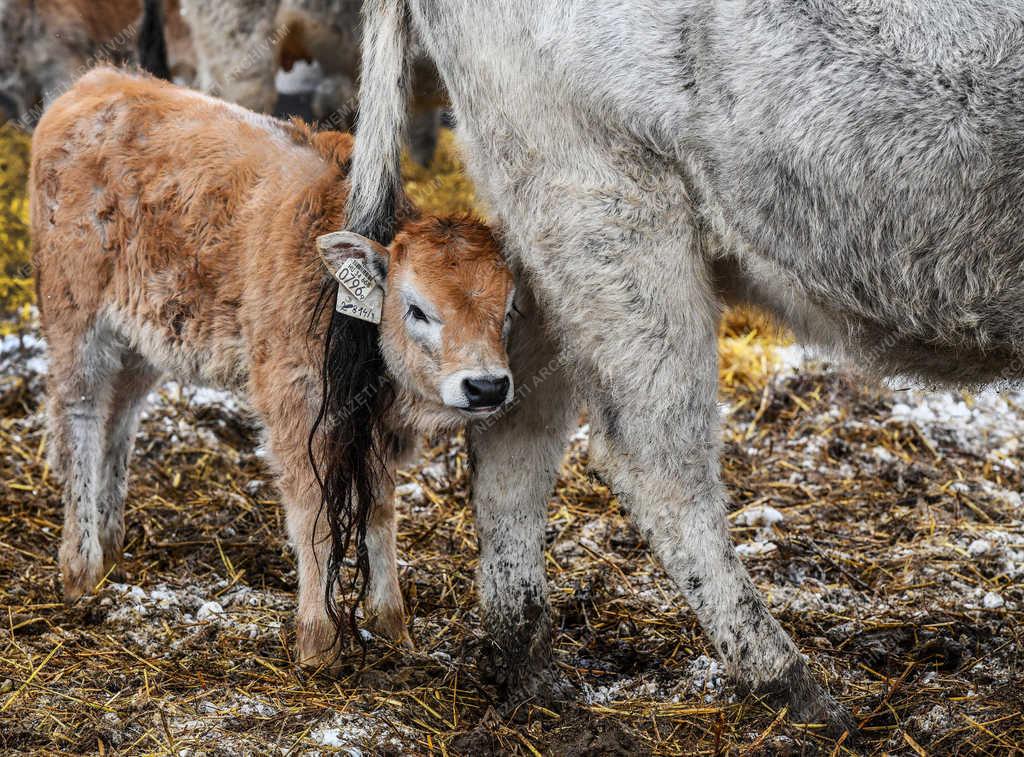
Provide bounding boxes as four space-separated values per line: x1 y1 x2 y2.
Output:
30 68 515 665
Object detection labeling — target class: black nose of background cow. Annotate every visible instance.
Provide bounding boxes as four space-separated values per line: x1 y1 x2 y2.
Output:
462 375 510 409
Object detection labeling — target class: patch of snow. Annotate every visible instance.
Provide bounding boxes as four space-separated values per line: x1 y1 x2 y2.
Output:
570 423 590 444
968 539 992 557
687 654 725 702
977 479 1022 509
735 506 784 528
736 541 778 557
582 678 630 706
187 386 241 411
420 462 447 484
196 601 225 621
773 344 807 374
307 712 410 754
912 704 953 736
0 333 48 375
394 482 424 503
983 591 1005 609
888 387 1024 467
871 445 897 463
0 332 45 355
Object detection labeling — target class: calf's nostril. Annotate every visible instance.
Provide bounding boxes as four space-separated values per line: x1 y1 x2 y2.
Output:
462 375 510 408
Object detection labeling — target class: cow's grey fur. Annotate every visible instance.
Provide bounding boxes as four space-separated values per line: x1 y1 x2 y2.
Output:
346 0 1024 732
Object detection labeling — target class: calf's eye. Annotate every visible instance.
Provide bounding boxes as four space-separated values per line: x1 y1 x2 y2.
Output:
407 304 429 323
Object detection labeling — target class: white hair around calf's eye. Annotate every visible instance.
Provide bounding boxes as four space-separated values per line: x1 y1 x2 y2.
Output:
400 280 442 349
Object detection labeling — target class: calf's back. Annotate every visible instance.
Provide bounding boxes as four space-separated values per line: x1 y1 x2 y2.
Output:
31 67 350 388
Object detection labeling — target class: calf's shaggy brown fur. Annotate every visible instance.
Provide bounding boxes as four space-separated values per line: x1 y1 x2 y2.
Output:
31 68 515 665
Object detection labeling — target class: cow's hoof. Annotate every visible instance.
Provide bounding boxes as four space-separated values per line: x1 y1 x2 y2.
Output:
760 658 860 745
59 546 105 603
496 668 575 722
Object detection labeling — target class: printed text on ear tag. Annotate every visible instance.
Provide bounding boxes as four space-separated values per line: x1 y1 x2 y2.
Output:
335 284 383 324
335 258 378 301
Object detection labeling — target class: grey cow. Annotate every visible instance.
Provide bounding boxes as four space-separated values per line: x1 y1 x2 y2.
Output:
344 0 1024 736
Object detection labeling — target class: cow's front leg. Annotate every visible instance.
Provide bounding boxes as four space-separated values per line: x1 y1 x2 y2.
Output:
467 286 577 702
511 180 853 736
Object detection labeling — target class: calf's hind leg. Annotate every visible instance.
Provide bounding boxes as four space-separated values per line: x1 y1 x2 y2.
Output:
48 322 123 601
96 353 161 576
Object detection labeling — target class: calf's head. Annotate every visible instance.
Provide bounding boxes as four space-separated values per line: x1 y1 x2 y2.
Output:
319 217 515 428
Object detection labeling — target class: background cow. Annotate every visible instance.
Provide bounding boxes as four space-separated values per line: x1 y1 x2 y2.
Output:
0 0 193 127
150 0 444 165
346 0 1024 736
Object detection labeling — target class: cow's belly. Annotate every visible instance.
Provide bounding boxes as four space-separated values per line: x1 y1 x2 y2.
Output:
717 252 1024 387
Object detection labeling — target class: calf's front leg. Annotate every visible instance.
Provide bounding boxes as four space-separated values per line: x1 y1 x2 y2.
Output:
262 379 408 668
364 440 413 647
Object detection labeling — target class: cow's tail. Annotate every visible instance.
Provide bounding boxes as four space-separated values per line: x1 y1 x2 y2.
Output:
345 0 413 244
306 0 411 654
137 0 172 80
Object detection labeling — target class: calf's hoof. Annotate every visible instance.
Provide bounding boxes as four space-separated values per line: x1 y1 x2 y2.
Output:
366 604 414 649
295 618 343 671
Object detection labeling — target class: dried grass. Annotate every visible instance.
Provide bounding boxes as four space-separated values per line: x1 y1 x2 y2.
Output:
0 123 33 330
1 127 1022 755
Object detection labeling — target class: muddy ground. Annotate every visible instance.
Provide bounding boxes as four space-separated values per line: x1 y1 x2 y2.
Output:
1 125 1022 755
2 325 1022 755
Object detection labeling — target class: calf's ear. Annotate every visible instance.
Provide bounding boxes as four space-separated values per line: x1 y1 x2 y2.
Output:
316 231 390 284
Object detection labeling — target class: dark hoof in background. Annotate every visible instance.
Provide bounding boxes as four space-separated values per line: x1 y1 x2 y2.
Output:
0 91 17 125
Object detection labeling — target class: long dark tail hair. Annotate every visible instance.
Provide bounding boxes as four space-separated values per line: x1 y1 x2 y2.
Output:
308 0 409 652
308 277 394 652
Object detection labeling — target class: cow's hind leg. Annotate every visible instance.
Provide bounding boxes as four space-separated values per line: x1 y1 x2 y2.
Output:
96 352 160 576
48 321 123 601
467 286 577 702
513 171 853 735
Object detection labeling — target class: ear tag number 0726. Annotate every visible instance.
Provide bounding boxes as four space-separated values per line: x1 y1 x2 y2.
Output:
333 258 383 324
